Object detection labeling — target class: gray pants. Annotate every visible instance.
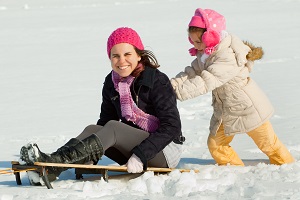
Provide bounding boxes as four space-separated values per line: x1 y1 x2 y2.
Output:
76 120 168 168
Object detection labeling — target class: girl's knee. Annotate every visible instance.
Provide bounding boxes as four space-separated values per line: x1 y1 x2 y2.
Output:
207 134 229 150
207 135 217 151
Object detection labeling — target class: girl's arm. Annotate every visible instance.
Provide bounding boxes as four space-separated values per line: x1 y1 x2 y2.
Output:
171 49 243 101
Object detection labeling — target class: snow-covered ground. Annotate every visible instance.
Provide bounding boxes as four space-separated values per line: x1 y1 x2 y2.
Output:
1 0 300 199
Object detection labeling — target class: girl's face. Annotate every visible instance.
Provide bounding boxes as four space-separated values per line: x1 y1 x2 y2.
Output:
110 43 141 77
189 31 206 54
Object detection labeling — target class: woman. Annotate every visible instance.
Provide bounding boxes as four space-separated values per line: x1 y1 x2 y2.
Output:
20 27 184 185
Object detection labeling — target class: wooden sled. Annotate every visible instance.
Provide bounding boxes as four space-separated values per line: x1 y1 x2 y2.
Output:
11 161 198 189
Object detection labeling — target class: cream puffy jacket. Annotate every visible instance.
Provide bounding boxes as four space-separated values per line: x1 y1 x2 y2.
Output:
171 34 274 135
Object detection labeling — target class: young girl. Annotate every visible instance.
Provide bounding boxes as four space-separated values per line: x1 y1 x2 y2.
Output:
171 8 294 166
20 27 184 185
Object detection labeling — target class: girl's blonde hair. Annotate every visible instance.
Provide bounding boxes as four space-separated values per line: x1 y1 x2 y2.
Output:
188 26 206 41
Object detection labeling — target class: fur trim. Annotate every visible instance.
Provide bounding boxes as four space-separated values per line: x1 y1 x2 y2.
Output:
244 41 264 61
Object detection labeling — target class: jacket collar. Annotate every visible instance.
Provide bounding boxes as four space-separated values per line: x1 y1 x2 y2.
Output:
135 66 156 89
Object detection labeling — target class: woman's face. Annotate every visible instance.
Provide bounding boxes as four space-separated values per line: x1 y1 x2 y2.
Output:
189 31 206 54
110 43 141 77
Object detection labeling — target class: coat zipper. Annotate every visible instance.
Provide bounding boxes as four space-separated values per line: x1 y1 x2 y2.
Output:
133 78 142 107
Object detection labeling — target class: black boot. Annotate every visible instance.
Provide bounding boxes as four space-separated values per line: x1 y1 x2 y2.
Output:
20 134 103 183
20 138 81 166
57 138 81 153
47 134 103 165
56 137 99 165
43 138 82 182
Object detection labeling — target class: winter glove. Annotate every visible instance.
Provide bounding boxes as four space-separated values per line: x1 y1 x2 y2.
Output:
126 153 143 173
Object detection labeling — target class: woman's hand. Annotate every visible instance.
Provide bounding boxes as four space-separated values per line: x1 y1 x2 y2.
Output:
126 154 143 173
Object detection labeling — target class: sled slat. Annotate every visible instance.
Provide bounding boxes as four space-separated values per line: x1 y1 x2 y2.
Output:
34 162 198 173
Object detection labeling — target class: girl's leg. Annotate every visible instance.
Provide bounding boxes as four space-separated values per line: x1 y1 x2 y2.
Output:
80 121 168 168
247 121 294 165
207 124 244 166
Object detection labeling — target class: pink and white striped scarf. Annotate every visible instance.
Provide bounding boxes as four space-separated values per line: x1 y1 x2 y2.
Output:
112 70 160 132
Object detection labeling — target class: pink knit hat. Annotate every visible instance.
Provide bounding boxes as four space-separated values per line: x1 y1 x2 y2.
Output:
107 27 144 58
188 8 226 55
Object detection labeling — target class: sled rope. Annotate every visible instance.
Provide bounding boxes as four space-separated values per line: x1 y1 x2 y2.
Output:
0 168 37 175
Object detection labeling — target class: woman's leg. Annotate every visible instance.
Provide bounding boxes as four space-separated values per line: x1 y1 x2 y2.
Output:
76 121 168 167
247 121 294 165
148 151 168 168
20 121 167 171
19 121 168 185
207 124 244 166
76 124 103 141
20 132 103 182
74 124 131 165
65 120 168 166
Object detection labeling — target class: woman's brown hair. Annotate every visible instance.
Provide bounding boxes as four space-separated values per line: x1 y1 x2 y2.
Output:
131 48 160 77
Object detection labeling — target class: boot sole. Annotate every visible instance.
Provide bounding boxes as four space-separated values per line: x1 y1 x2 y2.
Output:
20 144 38 165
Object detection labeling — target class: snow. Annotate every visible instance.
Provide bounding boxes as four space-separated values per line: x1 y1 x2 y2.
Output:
1 0 300 199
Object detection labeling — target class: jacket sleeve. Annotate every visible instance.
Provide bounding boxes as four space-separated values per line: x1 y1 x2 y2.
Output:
132 72 182 169
96 74 119 126
170 57 203 85
171 48 244 101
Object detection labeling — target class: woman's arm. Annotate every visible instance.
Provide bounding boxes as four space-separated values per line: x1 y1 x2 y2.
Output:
132 71 182 169
96 73 119 126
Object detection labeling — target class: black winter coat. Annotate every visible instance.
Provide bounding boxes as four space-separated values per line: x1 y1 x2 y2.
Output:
97 66 183 168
